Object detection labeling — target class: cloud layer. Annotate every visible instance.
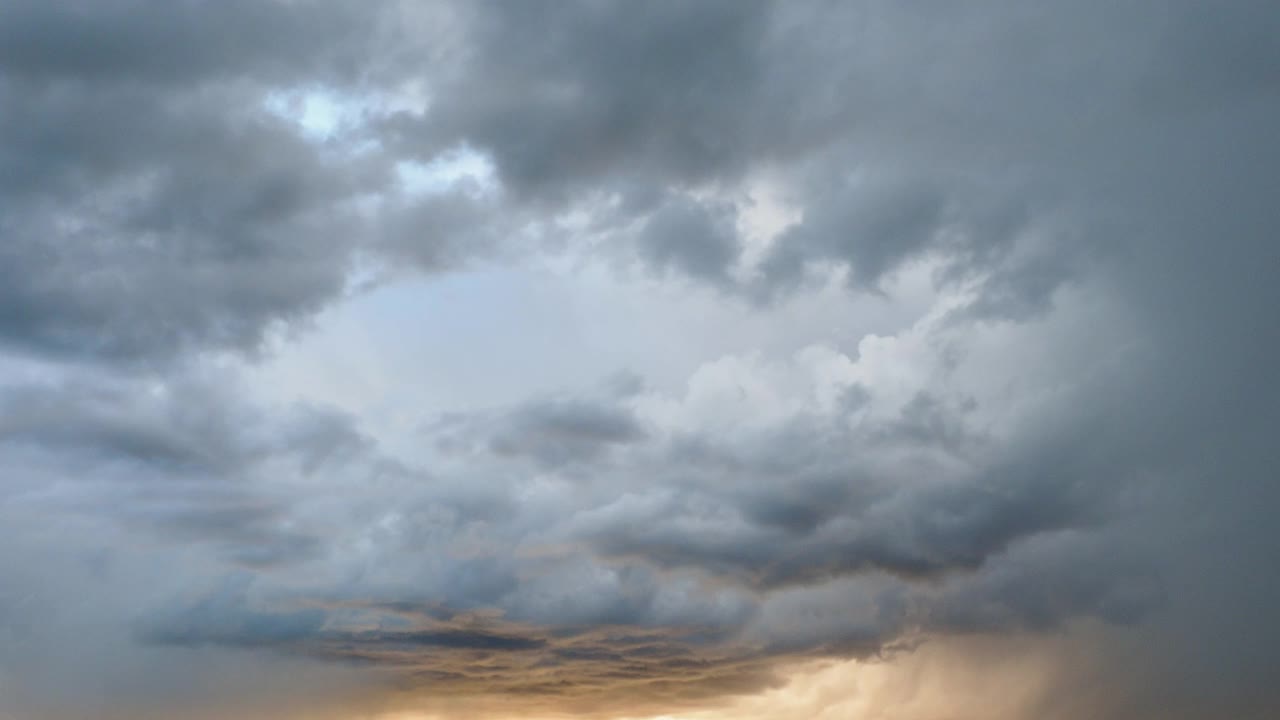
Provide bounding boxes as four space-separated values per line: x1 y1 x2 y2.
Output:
2 1 1278 718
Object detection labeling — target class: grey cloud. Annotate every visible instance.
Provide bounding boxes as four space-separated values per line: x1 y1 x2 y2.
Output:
375 188 507 272
333 627 547 653
435 395 648 469
0 0 1092 367
0 375 257 473
953 244 1082 322
399 0 779 200
0 355 1135 707
0 92 358 363
274 405 371 476
871 391 979 453
490 400 646 466
141 586 546 654
0 1 396 365
139 574 326 649
635 197 741 287
769 176 949 290
377 0 1089 315
0 369 366 573
139 586 776 714
580 461 1084 591
564 388 1088 590
3 1 1280 718
922 530 1164 634
0 371 365 479
0 0 373 88
128 491 324 570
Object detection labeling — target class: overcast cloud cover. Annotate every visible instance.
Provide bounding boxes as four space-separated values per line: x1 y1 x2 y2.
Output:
1 1 1278 718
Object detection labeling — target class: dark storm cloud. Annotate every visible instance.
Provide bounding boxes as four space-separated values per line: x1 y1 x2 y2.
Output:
0 0 1075 366
383 0 787 286
0 100 360 363
635 196 741 287
3 1 1280 718
130 361 1135 697
374 2 1280 712
0 0 369 86
0 0 395 364
398 382 1106 621
922 529 1163 634
377 0 1094 315
396 0 779 199
570 392 1095 589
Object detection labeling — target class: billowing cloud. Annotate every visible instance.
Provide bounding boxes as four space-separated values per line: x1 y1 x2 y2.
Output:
1 1 1278 719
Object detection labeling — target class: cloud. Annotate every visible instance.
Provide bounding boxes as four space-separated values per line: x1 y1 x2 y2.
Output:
2 1 1279 718
0 1 402 365
481 396 648 468
139 574 327 649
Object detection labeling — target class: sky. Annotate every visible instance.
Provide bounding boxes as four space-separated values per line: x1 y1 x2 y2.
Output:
1 1 1278 718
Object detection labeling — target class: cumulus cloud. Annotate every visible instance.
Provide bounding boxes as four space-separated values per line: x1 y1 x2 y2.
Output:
1 1 1278 719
